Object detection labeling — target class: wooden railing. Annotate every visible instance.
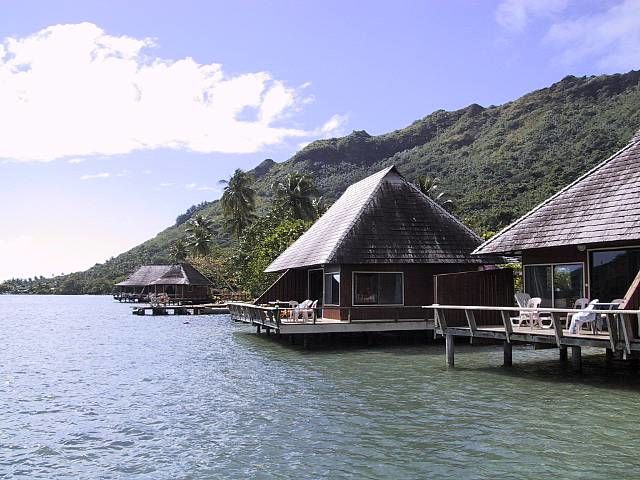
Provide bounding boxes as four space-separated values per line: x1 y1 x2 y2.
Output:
423 304 640 354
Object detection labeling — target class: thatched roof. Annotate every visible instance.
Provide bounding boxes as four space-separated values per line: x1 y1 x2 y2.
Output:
149 263 212 286
115 265 172 286
475 128 640 255
266 166 502 272
115 263 211 286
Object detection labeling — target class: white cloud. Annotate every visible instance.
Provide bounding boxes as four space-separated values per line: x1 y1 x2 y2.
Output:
143 169 152 175
318 114 348 137
185 183 197 190
67 158 85 164
80 172 110 180
185 182 217 192
496 0 569 32
0 23 342 162
545 0 640 70
158 182 173 188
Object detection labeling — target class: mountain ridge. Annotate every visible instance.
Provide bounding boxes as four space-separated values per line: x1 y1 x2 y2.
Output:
3 70 640 293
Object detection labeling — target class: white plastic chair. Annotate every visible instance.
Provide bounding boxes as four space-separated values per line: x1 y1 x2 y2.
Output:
568 299 600 334
511 293 531 326
565 298 590 328
300 300 318 322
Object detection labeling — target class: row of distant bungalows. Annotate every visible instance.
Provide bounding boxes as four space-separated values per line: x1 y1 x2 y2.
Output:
257 129 640 328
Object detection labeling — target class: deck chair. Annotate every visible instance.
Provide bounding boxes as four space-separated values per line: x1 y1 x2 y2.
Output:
595 298 625 333
292 300 311 322
568 299 599 334
565 298 590 329
511 293 531 326
299 300 318 323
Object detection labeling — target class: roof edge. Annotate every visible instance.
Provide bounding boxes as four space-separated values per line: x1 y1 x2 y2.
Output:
473 136 638 255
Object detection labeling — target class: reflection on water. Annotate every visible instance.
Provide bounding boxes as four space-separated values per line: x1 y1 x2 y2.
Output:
1 295 640 479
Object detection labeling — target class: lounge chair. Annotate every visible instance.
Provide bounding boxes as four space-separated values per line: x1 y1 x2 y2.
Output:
298 300 318 323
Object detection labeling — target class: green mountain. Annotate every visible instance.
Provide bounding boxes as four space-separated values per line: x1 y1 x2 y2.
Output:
4 70 640 294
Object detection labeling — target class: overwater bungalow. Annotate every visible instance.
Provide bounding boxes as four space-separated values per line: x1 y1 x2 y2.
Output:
427 129 640 367
230 166 504 336
114 263 212 303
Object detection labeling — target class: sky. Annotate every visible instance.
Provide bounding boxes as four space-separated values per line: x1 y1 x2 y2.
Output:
1 0 639 280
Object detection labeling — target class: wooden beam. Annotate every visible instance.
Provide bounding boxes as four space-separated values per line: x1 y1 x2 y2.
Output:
500 310 512 343
559 346 568 362
465 310 478 336
550 312 563 348
570 346 582 371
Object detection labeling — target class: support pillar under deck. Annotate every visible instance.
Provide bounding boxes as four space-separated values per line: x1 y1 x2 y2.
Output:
503 341 512 367
445 334 454 367
570 346 582 371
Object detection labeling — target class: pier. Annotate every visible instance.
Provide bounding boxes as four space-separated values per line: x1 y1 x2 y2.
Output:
132 303 229 316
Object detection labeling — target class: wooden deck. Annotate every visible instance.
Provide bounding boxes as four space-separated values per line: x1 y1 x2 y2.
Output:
228 302 434 334
423 304 640 368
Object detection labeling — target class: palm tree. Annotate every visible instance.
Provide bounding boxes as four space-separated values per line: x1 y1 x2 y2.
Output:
170 238 188 262
272 172 319 220
311 196 330 220
185 214 213 257
219 169 257 238
415 175 452 209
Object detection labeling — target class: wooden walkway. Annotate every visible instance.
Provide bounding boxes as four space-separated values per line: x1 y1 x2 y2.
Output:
132 303 229 316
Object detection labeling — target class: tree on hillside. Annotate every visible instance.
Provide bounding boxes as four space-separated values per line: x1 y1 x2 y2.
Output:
170 239 188 262
272 172 319 220
415 175 452 209
185 214 214 257
219 169 257 238
311 196 330 220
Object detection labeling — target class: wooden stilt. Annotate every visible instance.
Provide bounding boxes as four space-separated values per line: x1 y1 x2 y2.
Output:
559 346 568 362
256 325 261 334
303 334 309 349
570 346 582 371
445 333 454 367
503 341 512 367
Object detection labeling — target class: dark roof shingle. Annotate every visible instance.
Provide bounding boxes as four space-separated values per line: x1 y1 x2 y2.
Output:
266 166 501 272
475 129 640 254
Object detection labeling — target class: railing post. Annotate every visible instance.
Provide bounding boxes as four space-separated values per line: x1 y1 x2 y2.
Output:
274 307 280 327
464 310 477 336
606 314 617 352
619 313 631 355
500 310 512 343
550 312 563 348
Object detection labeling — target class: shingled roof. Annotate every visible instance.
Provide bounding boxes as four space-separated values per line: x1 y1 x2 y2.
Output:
115 263 211 286
265 166 501 272
115 265 172 286
149 263 212 286
475 129 640 255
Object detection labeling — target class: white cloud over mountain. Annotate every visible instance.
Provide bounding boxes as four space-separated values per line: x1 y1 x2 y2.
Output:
0 23 344 162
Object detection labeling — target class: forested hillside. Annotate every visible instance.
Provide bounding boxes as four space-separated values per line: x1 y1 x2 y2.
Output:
3 70 640 294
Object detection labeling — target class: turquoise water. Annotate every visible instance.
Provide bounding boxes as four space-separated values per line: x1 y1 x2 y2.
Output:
2 295 640 479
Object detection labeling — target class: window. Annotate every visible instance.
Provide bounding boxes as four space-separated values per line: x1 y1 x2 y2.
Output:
353 272 403 305
324 273 340 305
524 263 584 308
590 248 640 302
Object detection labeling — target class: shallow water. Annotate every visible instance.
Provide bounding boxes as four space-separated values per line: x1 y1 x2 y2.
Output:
2 295 640 479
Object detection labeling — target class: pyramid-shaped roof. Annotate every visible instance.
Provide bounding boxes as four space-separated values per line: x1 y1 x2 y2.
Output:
266 166 501 272
115 263 211 286
115 265 172 286
149 263 212 286
475 129 640 255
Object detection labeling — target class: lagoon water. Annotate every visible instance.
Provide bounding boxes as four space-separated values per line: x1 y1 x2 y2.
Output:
2 295 640 479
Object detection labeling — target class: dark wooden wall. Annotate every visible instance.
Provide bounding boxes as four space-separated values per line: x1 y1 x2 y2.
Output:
434 268 515 326
255 269 308 305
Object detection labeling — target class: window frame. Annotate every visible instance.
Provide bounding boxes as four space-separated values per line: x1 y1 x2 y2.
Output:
352 271 405 307
523 262 585 308
587 245 640 300
323 271 341 306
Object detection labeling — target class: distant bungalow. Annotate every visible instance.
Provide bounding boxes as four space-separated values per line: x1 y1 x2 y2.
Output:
233 166 503 334
114 263 212 303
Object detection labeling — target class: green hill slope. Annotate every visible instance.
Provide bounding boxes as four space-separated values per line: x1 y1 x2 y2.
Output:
5 70 640 293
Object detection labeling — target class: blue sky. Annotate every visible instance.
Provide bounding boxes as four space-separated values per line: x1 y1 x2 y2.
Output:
1 0 638 280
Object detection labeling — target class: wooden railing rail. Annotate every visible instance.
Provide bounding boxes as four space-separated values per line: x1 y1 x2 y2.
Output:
424 304 640 354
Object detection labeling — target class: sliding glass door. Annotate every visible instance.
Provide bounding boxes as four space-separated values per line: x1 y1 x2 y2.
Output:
590 248 640 302
524 263 584 308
